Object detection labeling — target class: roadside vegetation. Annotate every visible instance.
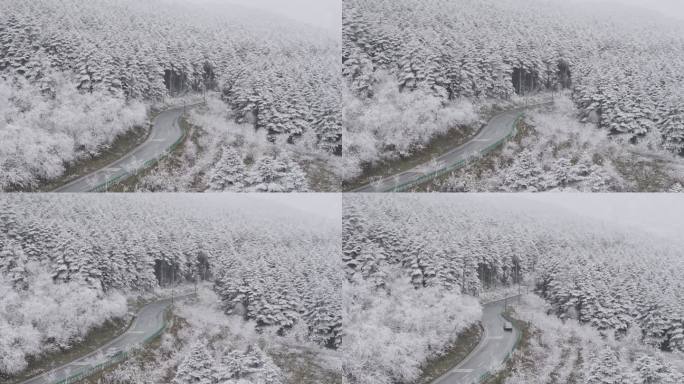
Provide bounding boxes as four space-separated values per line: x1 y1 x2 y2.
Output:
123 96 332 192
436 96 684 192
413 323 483 384
500 295 684 384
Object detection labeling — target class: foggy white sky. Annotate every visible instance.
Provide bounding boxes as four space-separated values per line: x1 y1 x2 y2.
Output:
174 193 340 222
252 193 341 222
521 194 684 244
224 0 341 33
607 0 684 20
560 0 684 21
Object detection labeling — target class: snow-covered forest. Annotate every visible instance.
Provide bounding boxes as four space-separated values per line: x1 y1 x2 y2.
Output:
342 194 684 383
0 194 340 382
343 0 684 188
0 0 340 191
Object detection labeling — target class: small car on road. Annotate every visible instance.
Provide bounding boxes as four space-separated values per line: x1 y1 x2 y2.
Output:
503 321 513 332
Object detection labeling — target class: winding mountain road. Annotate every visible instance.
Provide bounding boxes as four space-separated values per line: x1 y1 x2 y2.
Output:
352 104 549 192
432 296 521 384
21 294 193 384
54 104 198 192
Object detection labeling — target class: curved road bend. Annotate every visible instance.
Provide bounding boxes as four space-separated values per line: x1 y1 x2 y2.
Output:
433 296 521 384
353 104 549 193
21 294 193 384
54 104 199 192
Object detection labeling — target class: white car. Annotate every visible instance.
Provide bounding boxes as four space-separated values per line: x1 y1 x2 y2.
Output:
503 321 513 332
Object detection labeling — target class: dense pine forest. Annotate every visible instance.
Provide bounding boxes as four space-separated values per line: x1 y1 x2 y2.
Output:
0 195 340 382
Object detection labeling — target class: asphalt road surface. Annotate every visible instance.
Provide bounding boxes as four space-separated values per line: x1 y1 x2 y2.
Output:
54 104 192 192
432 296 521 384
352 104 544 192
21 294 191 384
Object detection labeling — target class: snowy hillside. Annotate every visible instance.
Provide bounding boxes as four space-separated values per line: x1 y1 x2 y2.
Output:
343 194 684 383
130 95 337 193
0 194 340 382
0 0 340 191
343 0 684 186
507 294 684 384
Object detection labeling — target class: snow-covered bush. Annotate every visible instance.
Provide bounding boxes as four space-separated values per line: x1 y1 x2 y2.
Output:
0 264 127 376
343 276 481 384
0 74 146 191
342 73 478 180
208 147 246 191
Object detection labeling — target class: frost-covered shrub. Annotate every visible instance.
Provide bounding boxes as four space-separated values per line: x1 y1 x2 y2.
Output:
343 74 478 180
343 277 481 384
0 264 127 376
0 75 146 191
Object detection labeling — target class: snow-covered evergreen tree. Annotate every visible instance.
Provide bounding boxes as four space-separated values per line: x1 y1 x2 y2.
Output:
208 146 246 192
